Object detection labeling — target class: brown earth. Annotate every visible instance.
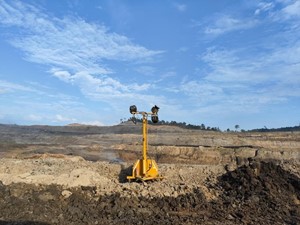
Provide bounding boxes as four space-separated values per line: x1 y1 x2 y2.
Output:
0 123 299 224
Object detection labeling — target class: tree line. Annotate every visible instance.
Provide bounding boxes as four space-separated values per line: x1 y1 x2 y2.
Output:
121 118 221 131
120 118 300 132
249 125 300 132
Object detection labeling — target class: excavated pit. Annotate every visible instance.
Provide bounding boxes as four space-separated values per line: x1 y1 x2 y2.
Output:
0 124 299 224
0 160 299 225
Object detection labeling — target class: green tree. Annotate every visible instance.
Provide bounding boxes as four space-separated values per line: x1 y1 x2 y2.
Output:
235 124 240 131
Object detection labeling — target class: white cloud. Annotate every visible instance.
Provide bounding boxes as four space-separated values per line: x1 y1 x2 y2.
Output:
180 80 223 100
0 0 164 109
201 48 268 83
51 69 152 101
282 0 300 18
27 114 43 122
8 16 161 74
129 83 151 91
254 2 275 15
0 80 37 93
52 70 74 83
81 120 104 126
0 80 82 105
53 114 76 123
255 0 300 21
204 15 257 36
193 43 300 112
175 2 300 115
0 79 107 125
0 1 162 65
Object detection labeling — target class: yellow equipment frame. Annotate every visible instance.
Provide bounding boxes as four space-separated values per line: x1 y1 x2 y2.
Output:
127 112 163 181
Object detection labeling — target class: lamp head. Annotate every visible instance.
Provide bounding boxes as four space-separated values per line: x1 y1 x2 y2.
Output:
129 105 137 114
151 115 159 123
151 105 159 114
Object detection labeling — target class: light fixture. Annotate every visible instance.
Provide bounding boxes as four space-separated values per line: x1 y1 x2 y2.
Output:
151 115 158 123
129 105 137 114
151 105 159 114
127 104 162 181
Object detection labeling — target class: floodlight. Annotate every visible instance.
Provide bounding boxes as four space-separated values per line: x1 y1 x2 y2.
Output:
151 115 159 123
127 104 163 182
130 105 137 114
151 105 159 114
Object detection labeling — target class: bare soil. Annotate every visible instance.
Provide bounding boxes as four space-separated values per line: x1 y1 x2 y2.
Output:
0 124 299 224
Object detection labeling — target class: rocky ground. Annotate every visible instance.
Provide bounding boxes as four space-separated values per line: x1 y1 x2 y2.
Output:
0 124 299 224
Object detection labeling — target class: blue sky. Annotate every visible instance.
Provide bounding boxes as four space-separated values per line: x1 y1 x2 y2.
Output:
0 0 299 130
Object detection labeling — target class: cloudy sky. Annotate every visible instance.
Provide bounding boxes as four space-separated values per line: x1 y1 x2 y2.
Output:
0 0 299 130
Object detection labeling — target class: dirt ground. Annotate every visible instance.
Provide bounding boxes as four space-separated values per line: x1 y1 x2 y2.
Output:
0 124 299 224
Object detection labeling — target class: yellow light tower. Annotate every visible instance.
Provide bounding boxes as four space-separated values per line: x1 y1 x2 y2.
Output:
127 105 163 182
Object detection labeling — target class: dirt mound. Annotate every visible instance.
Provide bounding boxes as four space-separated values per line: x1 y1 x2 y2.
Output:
215 160 300 224
0 160 299 225
0 182 211 225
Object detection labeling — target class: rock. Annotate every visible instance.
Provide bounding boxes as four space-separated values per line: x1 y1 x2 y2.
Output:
228 214 235 220
62 190 72 198
172 191 179 198
225 163 236 172
141 190 148 197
